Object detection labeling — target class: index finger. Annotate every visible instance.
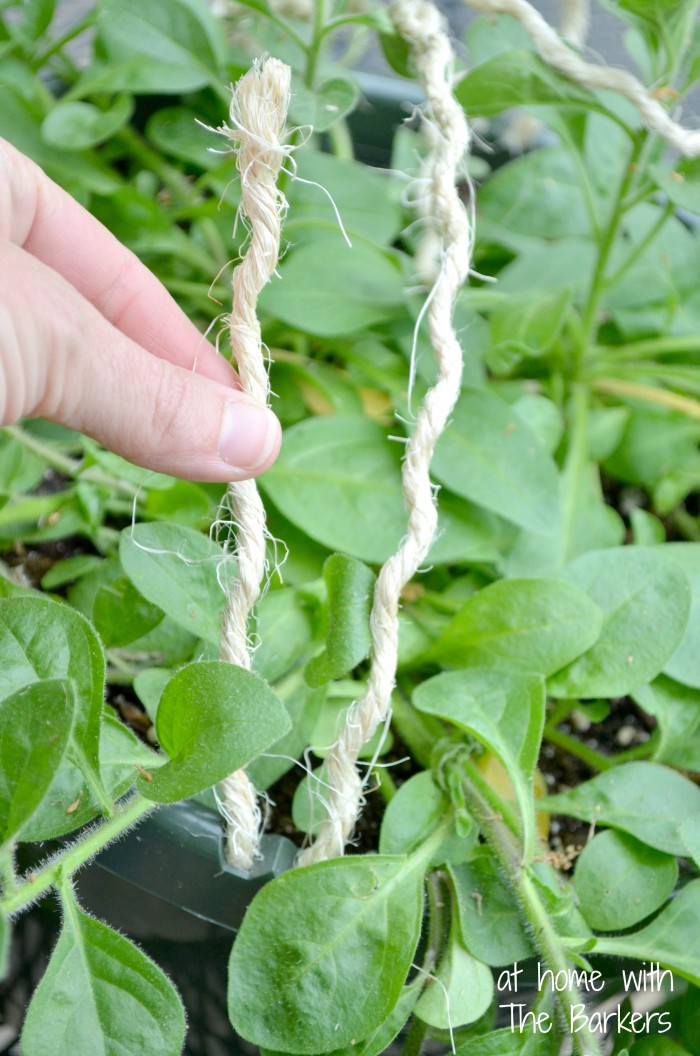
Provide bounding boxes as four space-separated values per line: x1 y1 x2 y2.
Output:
0 137 237 388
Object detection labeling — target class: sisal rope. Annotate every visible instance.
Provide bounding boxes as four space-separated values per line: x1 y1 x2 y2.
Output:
216 57 291 871
297 0 472 865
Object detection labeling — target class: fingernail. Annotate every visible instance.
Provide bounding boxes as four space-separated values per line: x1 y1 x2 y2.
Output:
219 400 280 472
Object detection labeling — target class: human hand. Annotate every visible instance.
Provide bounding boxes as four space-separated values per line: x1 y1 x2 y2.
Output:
0 138 281 482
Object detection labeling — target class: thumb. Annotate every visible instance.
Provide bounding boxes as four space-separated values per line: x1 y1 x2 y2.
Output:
5 242 281 482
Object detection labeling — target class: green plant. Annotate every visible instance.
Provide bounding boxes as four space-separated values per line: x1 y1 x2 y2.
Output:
2 0 700 1054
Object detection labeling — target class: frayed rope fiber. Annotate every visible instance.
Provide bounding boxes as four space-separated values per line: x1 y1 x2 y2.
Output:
464 0 700 157
297 0 473 866
216 56 292 872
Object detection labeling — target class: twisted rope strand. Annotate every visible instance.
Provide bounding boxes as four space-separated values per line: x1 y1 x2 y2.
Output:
465 0 700 157
217 57 291 871
298 0 472 865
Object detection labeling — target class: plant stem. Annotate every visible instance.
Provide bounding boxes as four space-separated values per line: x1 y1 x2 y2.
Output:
401 871 448 1056
454 762 603 1056
4 425 142 498
375 766 398 803
544 728 613 773
605 200 674 287
0 794 155 918
546 698 579 733
115 127 195 203
306 0 329 90
392 687 442 770
0 847 18 898
672 508 700 542
33 11 97 68
590 377 700 421
3 424 80 477
400 1013 429 1056
580 138 644 349
458 753 522 840
597 334 700 362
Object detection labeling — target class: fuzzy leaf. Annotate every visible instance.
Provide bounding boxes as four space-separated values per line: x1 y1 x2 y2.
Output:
426 578 602 677
450 853 534 966
0 597 110 838
594 880 700 986
96 0 224 93
542 761 700 854
414 668 545 856
549 547 692 697
140 661 290 803
21 888 185 1056
305 554 375 688
261 414 501 564
41 96 133 150
415 926 493 1028
456 49 600 116
0 679 74 846
573 830 678 931
228 855 425 1052
120 523 226 645
432 388 560 535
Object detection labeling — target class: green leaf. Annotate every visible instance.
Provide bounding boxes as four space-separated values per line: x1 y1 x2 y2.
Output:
248 680 325 791
0 596 109 838
512 394 564 455
289 76 359 132
260 234 405 337
432 388 561 535
20 706 152 842
679 815 700 870
0 88 119 197
254 588 313 684
616 0 692 30
93 575 163 648
541 761 700 855
261 414 502 564
450 852 534 966
305 555 375 688
228 855 425 1052
652 159 700 214
455 1027 549 1055
603 408 700 491
289 150 403 252
455 49 600 116
426 578 603 677
415 924 494 1029
488 288 571 374
663 544 700 689
333 980 422 1056
40 555 103 591
0 432 45 493
96 0 224 93
379 771 448 856
573 830 678 931
133 668 171 724
140 661 290 803
17 0 56 39
594 880 700 987
119 523 226 645
414 669 544 855
0 679 74 846
478 150 589 241
41 96 133 150
549 547 692 698
145 106 219 168
21 887 185 1056
634 675 700 770
379 30 413 78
